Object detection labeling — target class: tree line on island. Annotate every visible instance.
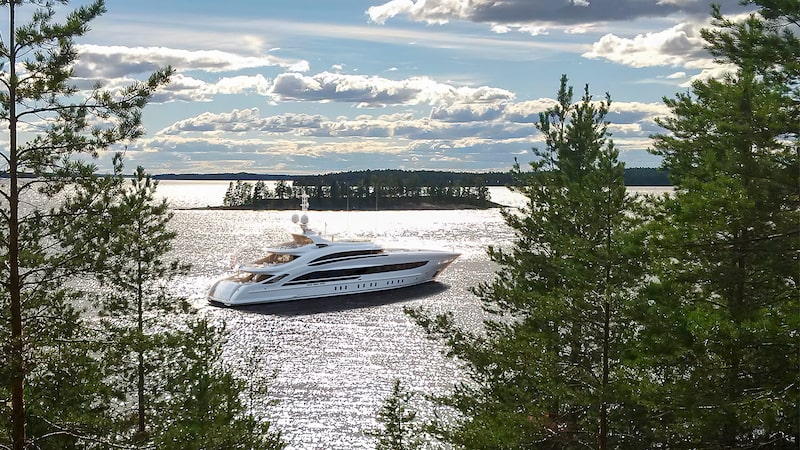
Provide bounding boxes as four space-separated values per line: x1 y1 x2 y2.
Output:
1 1 797 450
220 167 671 209
222 175 494 209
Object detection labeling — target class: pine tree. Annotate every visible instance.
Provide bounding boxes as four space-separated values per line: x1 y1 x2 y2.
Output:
275 179 291 199
645 1 799 445
87 164 190 445
153 318 287 450
224 181 236 206
253 180 271 202
408 76 649 448
330 180 341 201
234 180 253 206
0 1 171 448
82 164 287 448
370 379 423 450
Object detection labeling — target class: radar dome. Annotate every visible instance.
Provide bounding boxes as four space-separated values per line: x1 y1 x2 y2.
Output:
291 214 299 223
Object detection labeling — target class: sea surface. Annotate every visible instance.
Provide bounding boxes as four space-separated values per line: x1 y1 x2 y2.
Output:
160 181 670 449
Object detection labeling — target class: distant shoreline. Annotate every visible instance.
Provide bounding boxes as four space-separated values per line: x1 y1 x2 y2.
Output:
0 168 672 186
151 167 671 187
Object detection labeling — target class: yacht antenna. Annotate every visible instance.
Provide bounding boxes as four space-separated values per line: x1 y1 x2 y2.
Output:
290 190 310 232
300 190 309 212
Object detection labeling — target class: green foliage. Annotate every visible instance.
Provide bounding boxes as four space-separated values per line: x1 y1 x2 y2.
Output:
292 169 512 188
0 2 287 447
274 179 291 199
152 317 286 450
64 161 287 449
253 180 272 201
225 176 495 209
370 379 423 450
85 162 193 445
622 167 670 185
224 180 255 207
1 291 117 450
408 75 649 448
0 1 172 448
645 1 799 446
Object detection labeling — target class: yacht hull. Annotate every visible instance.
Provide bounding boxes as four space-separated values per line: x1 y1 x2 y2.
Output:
208 252 458 307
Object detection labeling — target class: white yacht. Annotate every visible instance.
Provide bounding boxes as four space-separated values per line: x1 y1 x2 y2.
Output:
207 198 459 307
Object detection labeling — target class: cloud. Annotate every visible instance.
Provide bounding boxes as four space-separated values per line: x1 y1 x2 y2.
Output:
367 0 749 27
119 42 676 176
608 101 670 121
69 71 274 104
430 103 505 122
161 109 327 135
683 66 738 85
582 22 711 68
367 0 472 25
158 107 533 142
269 72 515 106
142 74 274 103
74 44 309 79
581 19 744 82
503 99 560 123
665 71 687 79
154 75 215 103
214 75 273 95
159 96 666 137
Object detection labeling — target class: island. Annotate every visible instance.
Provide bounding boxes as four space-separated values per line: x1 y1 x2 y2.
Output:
150 168 670 210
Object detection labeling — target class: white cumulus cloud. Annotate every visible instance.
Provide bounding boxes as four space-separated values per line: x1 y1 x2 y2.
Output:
74 44 309 79
269 72 515 107
582 22 710 68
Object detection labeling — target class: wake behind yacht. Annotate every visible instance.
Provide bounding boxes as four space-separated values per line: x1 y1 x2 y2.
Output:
207 197 459 306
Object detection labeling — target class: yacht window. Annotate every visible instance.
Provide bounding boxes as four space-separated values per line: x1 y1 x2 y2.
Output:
254 274 272 283
309 250 384 265
286 261 427 284
263 274 288 284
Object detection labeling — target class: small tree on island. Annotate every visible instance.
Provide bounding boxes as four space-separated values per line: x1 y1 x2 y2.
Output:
275 179 291 199
224 181 236 206
223 180 256 207
253 179 272 202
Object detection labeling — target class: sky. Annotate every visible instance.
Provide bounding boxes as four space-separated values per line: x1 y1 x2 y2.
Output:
16 0 755 174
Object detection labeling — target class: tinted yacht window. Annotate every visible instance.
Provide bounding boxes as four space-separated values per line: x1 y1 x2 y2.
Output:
286 261 427 284
309 250 383 265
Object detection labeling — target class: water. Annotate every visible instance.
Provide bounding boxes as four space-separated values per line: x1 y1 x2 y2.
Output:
161 181 670 449
162 182 508 449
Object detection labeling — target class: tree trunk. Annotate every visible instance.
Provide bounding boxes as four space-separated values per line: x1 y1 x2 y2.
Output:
9 168 26 450
137 255 146 437
8 3 27 448
599 294 610 450
599 187 613 450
